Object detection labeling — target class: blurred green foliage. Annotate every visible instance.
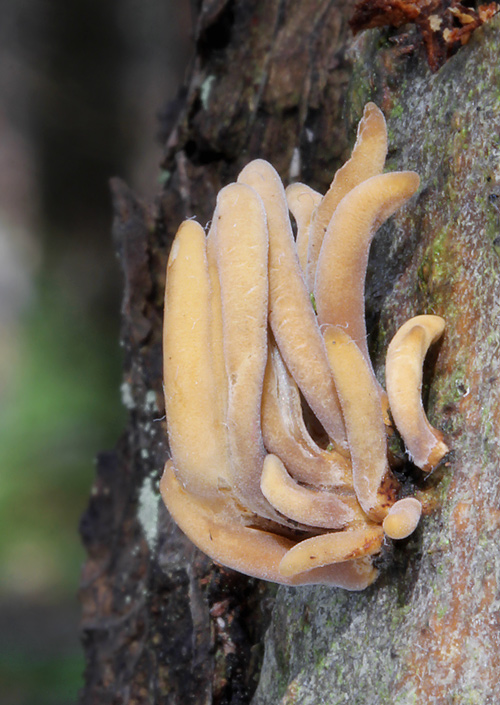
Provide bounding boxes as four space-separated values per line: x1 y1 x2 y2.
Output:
0 274 124 596
1 651 83 705
0 272 125 704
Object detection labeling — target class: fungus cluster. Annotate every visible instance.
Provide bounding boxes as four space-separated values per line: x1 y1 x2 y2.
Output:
160 103 449 590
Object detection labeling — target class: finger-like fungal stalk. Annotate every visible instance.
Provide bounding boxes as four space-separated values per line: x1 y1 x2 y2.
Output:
285 182 322 274
386 315 449 471
163 220 232 497
214 183 285 521
323 325 397 521
314 171 420 364
261 454 364 529
383 497 422 539
161 461 378 590
306 102 388 288
261 343 352 488
238 159 347 449
278 525 384 577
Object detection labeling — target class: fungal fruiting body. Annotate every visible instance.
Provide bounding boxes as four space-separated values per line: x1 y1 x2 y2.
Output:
160 103 449 590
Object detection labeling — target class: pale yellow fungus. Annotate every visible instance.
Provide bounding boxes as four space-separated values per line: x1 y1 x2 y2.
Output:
323 325 397 521
278 525 384 577
386 315 449 471
238 159 347 450
161 104 448 590
161 461 378 590
285 182 322 274
212 183 278 520
261 343 352 489
305 102 388 288
261 454 364 529
314 171 420 365
163 220 231 497
383 497 422 539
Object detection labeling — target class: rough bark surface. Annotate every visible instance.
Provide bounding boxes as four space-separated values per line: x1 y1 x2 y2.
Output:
79 0 500 703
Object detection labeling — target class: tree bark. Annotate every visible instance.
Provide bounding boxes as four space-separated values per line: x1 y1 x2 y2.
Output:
79 1 500 703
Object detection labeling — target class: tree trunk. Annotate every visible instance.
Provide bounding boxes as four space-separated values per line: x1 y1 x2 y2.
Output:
79 1 500 702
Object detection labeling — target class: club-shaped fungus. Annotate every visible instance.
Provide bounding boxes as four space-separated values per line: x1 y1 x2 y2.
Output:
160 103 449 590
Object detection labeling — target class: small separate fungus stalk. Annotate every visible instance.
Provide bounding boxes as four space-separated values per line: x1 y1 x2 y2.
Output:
160 104 450 590
383 498 422 540
386 315 449 471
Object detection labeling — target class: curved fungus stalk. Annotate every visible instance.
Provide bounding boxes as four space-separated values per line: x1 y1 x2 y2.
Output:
161 461 378 590
314 171 420 364
278 525 385 578
161 104 450 590
386 315 449 471
260 454 364 529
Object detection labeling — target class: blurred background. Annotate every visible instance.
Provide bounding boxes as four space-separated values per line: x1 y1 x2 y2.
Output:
0 2 191 703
